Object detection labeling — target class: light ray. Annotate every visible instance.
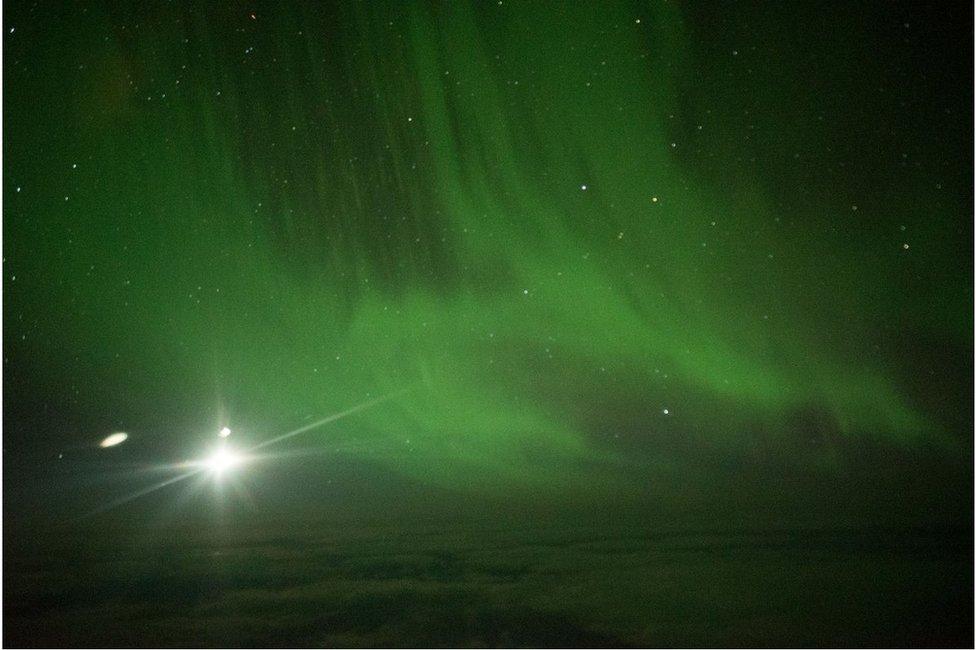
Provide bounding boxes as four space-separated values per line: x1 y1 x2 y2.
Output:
78 468 203 520
247 390 405 453
81 389 405 518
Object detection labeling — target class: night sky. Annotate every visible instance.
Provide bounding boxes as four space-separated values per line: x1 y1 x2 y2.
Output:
3 0 973 646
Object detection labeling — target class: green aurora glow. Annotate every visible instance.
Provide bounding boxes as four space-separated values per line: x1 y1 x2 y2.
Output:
4 1 971 501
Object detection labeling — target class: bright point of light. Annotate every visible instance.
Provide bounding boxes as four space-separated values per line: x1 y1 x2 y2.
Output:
662 408 670 415
204 447 243 474
99 432 128 448
219 426 232 438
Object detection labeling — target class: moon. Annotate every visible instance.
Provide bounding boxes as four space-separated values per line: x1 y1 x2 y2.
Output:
203 446 243 475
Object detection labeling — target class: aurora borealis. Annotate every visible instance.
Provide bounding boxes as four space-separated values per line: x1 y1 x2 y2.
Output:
4 0 972 646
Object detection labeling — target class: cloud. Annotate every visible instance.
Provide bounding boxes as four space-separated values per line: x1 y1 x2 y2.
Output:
5 523 970 647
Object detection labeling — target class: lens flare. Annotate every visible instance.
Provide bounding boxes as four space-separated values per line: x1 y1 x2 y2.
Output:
81 391 402 519
99 432 128 448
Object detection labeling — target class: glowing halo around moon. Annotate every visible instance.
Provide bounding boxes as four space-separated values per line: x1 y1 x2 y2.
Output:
203 446 243 475
99 432 128 448
79 390 405 519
